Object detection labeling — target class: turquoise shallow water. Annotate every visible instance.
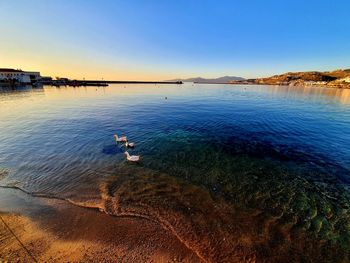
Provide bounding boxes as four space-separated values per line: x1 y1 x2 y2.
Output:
0 83 350 261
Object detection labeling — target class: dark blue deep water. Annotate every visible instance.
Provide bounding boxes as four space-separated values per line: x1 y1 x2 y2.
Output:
1 83 350 262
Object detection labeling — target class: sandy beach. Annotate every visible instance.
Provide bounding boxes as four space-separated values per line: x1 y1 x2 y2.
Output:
0 188 201 263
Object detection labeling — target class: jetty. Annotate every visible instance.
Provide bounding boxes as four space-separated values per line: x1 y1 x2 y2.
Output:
44 79 183 87
0 68 183 87
64 79 183 87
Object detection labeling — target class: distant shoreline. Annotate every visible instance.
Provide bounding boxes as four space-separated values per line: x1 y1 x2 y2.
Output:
76 80 183 84
183 68 350 89
193 81 350 89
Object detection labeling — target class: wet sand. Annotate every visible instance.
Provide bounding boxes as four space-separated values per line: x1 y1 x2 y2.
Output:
0 188 202 263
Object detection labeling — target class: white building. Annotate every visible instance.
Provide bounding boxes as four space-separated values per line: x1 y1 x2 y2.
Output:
340 77 350 83
0 68 41 84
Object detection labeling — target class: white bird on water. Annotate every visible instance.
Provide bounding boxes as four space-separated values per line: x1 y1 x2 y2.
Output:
125 140 135 148
124 151 140 162
114 134 127 142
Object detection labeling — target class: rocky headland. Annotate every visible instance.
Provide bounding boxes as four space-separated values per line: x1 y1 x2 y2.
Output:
232 69 350 88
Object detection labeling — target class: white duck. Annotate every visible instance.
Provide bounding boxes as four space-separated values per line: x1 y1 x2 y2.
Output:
124 151 140 162
125 140 135 148
114 134 127 142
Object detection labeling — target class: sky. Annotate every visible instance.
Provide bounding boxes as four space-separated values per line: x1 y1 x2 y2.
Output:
0 0 350 80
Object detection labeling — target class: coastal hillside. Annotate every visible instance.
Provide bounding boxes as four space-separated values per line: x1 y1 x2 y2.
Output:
240 69 350 88
171 70 350 88
169 76 245 83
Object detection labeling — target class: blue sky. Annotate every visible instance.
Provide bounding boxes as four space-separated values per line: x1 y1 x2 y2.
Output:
0 0 349 80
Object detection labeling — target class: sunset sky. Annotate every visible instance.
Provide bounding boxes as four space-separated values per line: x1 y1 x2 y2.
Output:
1 0 349 80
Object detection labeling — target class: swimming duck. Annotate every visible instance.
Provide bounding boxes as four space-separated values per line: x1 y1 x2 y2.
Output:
124 151 140 162
125 140 135 148
114 134 127 142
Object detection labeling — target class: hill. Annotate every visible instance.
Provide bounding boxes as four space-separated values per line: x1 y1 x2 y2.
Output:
250 69 350 88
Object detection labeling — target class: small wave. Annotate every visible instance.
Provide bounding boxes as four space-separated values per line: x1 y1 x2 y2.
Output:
1 163 349 263
0 184 67 201
0 168 10 180
58 164 350 262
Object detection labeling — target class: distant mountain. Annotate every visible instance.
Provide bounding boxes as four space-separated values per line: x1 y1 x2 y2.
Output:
168 76 245 83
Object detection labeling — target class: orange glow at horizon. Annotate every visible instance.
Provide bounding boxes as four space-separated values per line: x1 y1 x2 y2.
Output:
0 57 178 81
0 40 183 81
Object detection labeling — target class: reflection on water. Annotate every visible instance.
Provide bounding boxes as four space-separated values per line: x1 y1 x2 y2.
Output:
2 83 350 104
0 84 350 262
0 83 43 92
265 85 350 105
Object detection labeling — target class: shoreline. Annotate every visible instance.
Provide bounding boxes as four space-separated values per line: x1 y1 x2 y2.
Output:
193 69 350 89
0 187 201 262
193 81 350 89
1 159 349 262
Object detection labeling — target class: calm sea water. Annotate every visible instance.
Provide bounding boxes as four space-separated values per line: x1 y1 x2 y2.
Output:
1 83 350 261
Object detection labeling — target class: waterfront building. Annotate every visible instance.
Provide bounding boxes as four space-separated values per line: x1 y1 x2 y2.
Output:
0 68 41 84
